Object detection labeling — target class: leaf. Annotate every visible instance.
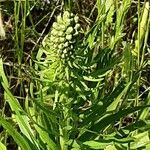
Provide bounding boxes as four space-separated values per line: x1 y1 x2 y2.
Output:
105 0 115 25
0 142 6 150
34 121 58 150
81 80 126 127
131 131 150 149
139 91 150 120
122 42 132 79
0 58 39 149
83 75 105 82
0 115 34 150
104 144 117 150
79 105 150 141
120 120 150 133
83 140 112 149
107 81 131 111
93 106 150 132
0 58 9 86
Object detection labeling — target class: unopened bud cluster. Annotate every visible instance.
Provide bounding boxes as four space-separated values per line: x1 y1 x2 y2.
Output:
44 11 80 60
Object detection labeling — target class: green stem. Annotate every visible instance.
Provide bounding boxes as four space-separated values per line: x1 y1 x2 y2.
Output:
63 0 73 11
135 0 141 107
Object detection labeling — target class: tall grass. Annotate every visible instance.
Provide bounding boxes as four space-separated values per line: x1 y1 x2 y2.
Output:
0 0 150 149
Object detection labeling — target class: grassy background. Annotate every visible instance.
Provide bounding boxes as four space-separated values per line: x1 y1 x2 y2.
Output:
0 0 150 149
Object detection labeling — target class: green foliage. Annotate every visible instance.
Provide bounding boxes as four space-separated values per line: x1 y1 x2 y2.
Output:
0 0 150 150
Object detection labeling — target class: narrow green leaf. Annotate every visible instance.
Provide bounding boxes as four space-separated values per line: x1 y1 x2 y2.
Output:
83 140 112 149
79 105 150 141
0 142 6 150
131 131 150 149
0 115 33 150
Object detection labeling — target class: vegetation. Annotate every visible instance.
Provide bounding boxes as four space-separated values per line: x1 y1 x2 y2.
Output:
0 0 150 149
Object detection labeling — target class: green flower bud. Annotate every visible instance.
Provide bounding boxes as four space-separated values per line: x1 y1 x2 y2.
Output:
65 53 68 57
59 37 65 42
64 42 69 48
54 38 59 43
74 24 80 30
58 43 64 49
66 27 74 34
63 11 70 19
42 41 46 47
60 24 66 31
63 48 68 54
69 51 73 55
66 34 72 41
57 49 63 54
70 45 73 50
58 31 64 36
50 35 55 41
57 14 62 23
51 29 58 36
74 16 79 23
70 13 74 17
61 53 65 59
49 42 53 47
64 18 71 26
53 44 57 49
52 22 58 29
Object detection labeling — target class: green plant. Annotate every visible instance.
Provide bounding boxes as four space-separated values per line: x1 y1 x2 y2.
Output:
0 0 150 150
